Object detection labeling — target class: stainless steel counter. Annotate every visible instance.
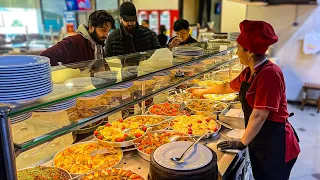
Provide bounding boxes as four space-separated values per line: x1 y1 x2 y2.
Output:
41 127 245 180
118 127 245 180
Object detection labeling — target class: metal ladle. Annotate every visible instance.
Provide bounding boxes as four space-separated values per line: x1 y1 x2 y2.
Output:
170 130 210 164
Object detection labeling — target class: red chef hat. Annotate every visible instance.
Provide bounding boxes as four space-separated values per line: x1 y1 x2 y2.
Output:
236 20 278 55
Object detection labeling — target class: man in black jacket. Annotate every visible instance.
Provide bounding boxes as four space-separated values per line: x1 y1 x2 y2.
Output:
106 2 161 57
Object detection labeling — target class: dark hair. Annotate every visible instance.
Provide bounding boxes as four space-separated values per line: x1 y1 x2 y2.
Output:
159 25 166 34
142 20 149 24
88 10 115 29
173 19 189 31
243 48 266 60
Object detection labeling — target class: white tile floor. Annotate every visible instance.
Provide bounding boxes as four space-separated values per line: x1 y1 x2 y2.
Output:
288 104 320 180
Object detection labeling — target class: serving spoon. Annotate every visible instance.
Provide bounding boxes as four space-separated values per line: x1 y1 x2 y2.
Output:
170 130 210 164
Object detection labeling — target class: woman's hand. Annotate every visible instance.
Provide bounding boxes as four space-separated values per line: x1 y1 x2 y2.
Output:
192 89 209 98
217 141 246 151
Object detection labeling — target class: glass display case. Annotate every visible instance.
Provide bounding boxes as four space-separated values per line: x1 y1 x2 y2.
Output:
0 46 246 180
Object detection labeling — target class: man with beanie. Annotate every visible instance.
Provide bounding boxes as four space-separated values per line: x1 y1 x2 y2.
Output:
41 10 115 66
106 2 161 57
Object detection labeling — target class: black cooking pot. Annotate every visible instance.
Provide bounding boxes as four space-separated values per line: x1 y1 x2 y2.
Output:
149 147 218 180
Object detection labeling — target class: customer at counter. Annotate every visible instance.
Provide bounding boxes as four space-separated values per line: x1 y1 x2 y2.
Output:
106 2 161 57
167 19 197 48
40 10 115 66
193 20 300 180
141 19 150 29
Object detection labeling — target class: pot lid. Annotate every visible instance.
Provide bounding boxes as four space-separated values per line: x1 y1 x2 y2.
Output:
153 141 213 171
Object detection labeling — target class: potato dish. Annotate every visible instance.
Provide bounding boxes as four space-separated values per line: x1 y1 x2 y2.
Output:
187 99 227 112
137 131 192 155
203 93 237 101
94 116 166 142
54 142 122 174
18 166 71 180
81 168 144 180
170 115 219 136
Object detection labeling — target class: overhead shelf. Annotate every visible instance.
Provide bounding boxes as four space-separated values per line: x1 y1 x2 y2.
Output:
227 0 268 6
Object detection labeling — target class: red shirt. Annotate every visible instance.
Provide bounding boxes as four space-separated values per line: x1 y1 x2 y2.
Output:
230 61 300 162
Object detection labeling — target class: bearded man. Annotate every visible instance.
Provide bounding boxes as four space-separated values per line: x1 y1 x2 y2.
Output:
41 10 115 66
106 2 161 57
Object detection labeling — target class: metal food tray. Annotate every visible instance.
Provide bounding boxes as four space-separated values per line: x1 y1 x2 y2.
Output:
18 166 72 179
168 115 222 140
219 102 245 129
134 130 194 162
185 99 228 116
53 141 123 177
94 115 172 148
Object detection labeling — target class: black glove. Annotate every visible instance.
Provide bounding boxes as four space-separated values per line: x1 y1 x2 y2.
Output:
217 141 246 151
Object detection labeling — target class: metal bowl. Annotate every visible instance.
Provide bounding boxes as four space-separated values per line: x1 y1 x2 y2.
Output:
185 99 228 115
169 115 222 139
95 115 169 148
135 130 194 161
53 141 123 177
147 102 183 117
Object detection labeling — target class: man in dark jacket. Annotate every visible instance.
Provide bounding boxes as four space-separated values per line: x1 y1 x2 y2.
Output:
167 19 198 48
106 2 161 57
40 10 115 66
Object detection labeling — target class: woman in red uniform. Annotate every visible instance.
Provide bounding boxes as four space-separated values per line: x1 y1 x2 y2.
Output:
193 20 300 180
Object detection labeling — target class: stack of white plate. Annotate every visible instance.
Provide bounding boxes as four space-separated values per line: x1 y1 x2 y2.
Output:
0 55 53 103
154 71 170 76
81 89 107 98
135 76 154 81
172 47 204 56
35 99 76 112
10 112 32 124
107 82 133 90
228 32 240 41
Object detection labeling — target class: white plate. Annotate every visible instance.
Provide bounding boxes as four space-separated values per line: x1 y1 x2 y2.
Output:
0 68 51 78
0 79 52 91
35 103 76 112
0 72 51 82
0 83 52 96
0 55 50 68
41 99 76 108
107 82 133 90
135 76 154 81
10 112 32 122
0 87 52 101
81 89 107 97
0 63 50 72
64 77 107 88
153 141 213 171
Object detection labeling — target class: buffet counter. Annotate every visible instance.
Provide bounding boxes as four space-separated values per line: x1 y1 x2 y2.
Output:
40 127 245 180
1 47 246 179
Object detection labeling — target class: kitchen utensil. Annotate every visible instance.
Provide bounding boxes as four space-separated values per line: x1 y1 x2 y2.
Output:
170 130 210 164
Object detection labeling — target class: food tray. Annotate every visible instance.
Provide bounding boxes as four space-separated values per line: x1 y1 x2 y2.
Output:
219 102 245 129
18 166 72 180
148 102 184 117
169 115 221 139
186 99 228 115
53 141 123 176
79 168 145 180
76 120 104 135
134 130 194 161
203 93 238 102
95 115 170 148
